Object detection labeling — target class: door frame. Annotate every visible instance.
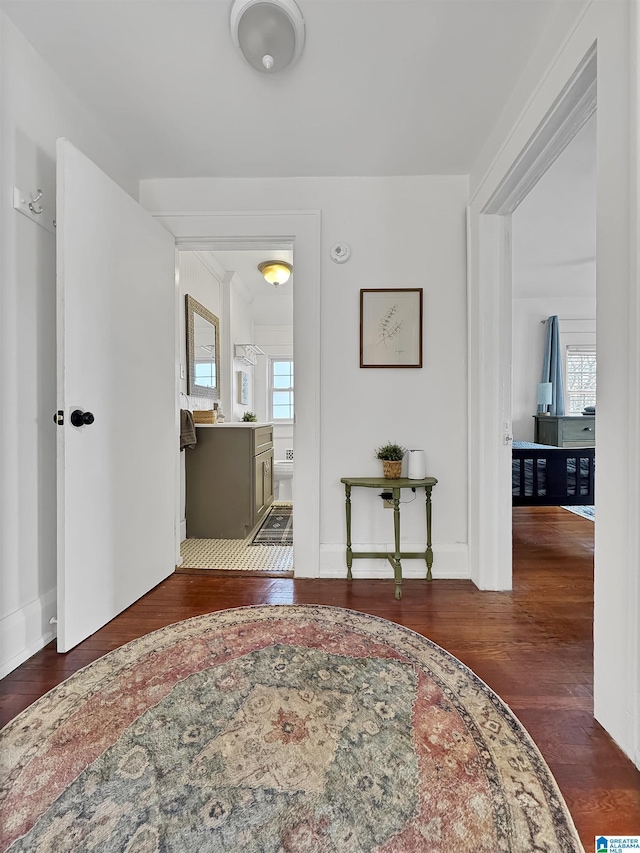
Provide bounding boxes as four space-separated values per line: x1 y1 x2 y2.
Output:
470 7 640 767
154 210 321 579
470 46 597 591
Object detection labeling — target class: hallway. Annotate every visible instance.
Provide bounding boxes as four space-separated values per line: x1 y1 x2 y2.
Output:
1 507 638 847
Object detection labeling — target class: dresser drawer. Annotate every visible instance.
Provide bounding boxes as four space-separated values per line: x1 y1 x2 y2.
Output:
561 417 595 443
253 425 273 455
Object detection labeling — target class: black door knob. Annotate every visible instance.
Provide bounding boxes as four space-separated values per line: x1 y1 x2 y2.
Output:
70 409 95 427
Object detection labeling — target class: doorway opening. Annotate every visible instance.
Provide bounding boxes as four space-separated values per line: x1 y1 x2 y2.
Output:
511 111 596 512
510 111 596 609
470 44 597 592
177 246 294 576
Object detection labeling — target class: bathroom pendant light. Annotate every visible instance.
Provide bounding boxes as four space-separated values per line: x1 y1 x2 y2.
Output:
258 260 292 287
230 0 305 74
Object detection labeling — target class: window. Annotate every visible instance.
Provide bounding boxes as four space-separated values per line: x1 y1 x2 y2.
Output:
565 345 596 414
195 358 216 389
269 358 294 421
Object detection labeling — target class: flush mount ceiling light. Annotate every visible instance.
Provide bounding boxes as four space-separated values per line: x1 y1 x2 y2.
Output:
258 260 292 287
230 0 305 73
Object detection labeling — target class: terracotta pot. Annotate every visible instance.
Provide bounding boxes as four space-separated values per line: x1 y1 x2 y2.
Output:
382 460 402 479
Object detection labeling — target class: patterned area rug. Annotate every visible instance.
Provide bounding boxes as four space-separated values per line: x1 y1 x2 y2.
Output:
251 504 293 545
561 504 595 521
0 606 584 852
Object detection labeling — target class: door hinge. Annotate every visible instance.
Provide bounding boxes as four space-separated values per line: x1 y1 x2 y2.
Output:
53 410 64 426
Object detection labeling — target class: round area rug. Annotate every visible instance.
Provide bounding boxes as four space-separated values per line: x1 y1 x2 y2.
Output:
0 605 584 852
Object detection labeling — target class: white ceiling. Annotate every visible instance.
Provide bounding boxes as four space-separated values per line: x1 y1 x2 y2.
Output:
1 0 562 178
212 248 294 298
193 248 294 327
512 115 597 300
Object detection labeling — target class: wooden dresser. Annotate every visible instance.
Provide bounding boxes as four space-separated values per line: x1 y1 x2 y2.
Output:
186 424 274 539
533 414 595 447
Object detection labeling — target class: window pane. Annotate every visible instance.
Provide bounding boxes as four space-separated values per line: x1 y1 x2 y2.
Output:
273 391 292 406
195 363 215 387
273 405 292 419
270 358 294 420
566 346 596 413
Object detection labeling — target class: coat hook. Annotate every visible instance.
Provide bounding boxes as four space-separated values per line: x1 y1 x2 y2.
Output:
29 189 43 215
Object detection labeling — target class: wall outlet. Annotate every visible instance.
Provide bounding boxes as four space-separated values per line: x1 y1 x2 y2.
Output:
379 491 394 509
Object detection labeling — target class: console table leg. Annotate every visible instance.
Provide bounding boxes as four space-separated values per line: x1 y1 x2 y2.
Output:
345 484 353 580
393 490 403 599
425 485 433 582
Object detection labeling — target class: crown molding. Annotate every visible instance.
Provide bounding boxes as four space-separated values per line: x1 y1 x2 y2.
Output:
230 271 254 305
193 251 227 283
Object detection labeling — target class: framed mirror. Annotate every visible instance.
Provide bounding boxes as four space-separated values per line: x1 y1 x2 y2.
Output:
186 294 220 400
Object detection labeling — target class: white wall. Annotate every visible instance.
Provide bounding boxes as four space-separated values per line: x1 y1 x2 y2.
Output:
0 13 140 676
468 0 640 765
253 325 294 461
230 281 256 422
141 176 470 579
512 298 596 440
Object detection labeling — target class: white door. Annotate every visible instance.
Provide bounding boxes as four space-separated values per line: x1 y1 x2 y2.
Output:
56 138 176 652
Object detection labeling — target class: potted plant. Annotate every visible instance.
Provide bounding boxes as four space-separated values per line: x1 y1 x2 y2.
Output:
241 411 258 422
375 442 407 479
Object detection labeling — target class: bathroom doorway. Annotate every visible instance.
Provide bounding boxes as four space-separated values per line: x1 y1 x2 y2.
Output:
177 247 295 575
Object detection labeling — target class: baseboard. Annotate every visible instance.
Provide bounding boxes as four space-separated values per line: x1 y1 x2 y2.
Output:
0 588 57 678
180 519 187 541
317 543 469 579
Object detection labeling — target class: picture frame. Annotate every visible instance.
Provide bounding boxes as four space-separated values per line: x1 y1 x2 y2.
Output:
238 370 249 405
360 288 423 368
186 294 220 398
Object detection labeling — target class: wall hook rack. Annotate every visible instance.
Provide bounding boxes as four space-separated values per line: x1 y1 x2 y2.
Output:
29 189 44 215
13 186 56 236
234 344 265 366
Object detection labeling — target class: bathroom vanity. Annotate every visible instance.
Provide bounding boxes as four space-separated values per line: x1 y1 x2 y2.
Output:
186 423 274 539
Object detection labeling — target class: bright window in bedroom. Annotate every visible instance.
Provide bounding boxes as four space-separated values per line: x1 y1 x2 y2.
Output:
566 345 596 413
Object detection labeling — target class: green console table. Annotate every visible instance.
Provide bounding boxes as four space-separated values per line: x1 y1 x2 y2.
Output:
340 476 438 600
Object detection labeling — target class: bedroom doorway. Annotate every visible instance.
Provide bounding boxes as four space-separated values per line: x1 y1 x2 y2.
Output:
510 113 597 525
468 44 597 593
511 114 596 449
469 14 639 768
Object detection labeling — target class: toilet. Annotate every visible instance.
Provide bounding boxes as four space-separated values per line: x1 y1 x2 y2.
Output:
273 460 293 502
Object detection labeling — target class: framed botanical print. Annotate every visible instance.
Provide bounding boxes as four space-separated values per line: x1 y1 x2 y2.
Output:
360 288 423 368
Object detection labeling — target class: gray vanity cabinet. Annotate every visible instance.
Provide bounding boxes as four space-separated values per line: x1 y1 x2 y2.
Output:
186 425 274 539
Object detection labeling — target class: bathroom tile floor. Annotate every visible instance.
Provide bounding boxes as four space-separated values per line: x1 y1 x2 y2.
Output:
178 502 293 575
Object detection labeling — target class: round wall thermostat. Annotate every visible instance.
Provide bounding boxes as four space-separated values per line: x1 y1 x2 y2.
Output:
330 242 351 264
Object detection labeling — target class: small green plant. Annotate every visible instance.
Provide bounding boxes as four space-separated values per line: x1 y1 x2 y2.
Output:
242 411 258 422
375 442 406 461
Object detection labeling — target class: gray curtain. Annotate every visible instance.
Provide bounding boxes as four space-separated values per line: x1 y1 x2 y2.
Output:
539 315 565 415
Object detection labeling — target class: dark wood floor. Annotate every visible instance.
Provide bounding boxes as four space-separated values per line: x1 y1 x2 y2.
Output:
2 507 639 848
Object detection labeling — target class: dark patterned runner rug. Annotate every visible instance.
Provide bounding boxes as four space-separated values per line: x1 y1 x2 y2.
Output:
251 504 293 545
0 606 584 852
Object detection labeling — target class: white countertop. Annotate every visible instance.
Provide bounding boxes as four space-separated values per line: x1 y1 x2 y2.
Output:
194 422 273 428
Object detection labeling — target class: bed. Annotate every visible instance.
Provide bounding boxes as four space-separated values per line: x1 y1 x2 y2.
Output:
512 441 595 506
